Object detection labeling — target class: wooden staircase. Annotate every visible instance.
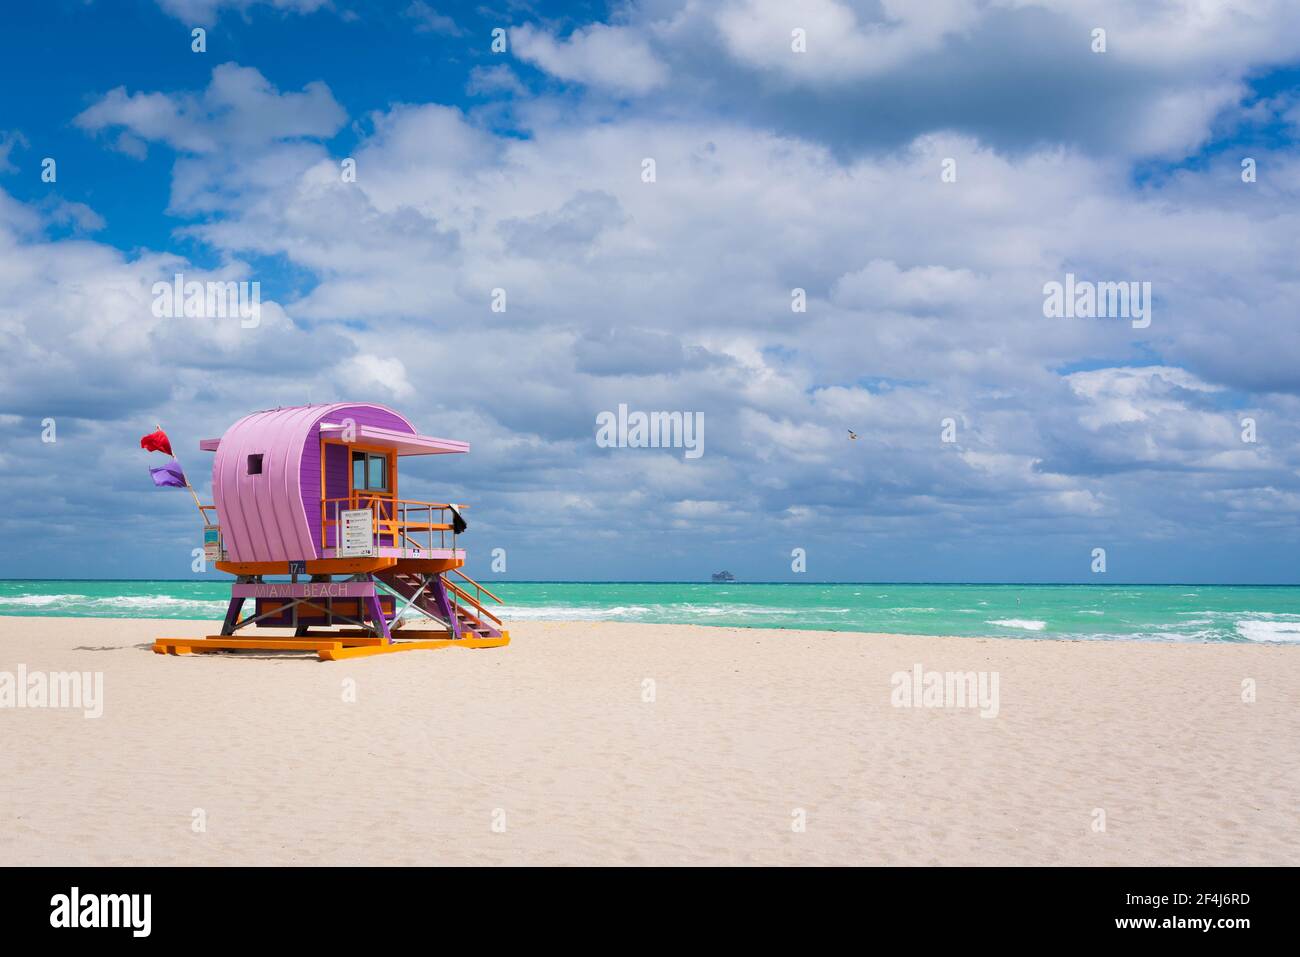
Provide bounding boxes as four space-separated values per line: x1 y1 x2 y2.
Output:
376 567 505 639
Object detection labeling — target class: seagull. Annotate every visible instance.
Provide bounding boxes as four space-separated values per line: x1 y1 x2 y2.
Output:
847 430 859 440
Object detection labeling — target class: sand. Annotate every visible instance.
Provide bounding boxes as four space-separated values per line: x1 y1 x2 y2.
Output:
0 615 1296 866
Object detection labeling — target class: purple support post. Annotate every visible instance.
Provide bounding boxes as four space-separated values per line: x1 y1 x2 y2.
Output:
220 596 245 635
365 593 392 643
429 575 461 639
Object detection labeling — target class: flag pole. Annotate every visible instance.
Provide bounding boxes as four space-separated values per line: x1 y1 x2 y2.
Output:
158 422 208 523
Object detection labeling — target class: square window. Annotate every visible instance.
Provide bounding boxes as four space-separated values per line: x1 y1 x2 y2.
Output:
350 451 389 491
247 453 263 475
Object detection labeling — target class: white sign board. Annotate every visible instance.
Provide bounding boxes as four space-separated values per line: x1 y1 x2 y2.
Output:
203 526 223 563
339 509 375 557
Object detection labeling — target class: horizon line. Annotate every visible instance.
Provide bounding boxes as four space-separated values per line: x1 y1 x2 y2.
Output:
1 578 1298 587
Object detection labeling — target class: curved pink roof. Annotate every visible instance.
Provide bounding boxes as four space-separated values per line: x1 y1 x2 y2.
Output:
211 403 418 563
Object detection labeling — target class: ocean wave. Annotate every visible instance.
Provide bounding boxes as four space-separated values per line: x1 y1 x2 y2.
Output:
502 604 655 620
1236 620 1300 643
1072 629 1223 643
91 596 227 610
503 602 821 623
988 618 1047 631
679 604 802 617
0 594 91 607
0 593 227 616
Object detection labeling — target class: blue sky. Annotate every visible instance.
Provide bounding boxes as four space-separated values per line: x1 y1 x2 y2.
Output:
2 0 1300 582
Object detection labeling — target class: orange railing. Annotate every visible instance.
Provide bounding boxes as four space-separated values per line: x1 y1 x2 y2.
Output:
321 495 468 555
445 568 505 631
451 567 502 607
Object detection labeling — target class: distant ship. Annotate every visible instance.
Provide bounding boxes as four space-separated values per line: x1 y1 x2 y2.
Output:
711 571 736 583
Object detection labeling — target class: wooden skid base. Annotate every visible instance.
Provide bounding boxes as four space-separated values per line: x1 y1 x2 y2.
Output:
153 631 509 661
319 634 509 660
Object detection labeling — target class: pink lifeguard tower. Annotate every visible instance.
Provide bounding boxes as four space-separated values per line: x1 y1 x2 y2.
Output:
154 402 508 660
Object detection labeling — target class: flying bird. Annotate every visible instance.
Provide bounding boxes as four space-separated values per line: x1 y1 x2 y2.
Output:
847 430 859 440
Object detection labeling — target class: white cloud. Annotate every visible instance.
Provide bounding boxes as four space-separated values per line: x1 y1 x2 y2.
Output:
715 0 981 82
154 0 329 26
0 130 28 174
74 63 346 156
340 354 416 398
467 65 528 98
510 23 669 94
403 2 462 36
501 0 1300 163
832 259 987 313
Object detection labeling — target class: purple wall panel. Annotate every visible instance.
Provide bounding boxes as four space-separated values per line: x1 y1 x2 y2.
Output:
322 442 349 548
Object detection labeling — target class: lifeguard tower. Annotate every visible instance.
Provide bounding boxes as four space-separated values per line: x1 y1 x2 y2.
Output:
153 403 508 660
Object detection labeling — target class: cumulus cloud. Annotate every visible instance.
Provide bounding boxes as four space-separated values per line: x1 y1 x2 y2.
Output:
499 190 627 257
715 0 982 82
505 0 1300 160
0 190 330 408
341 354 416 398
74 63 346 156
510 23 669 94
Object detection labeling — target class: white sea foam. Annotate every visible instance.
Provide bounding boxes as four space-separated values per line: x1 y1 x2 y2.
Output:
1236 619 1300 643
501 604 655 621
0 593 226 615
0 594 89 607
93 596 226 610
504 602 819 622
1075 630 1219 643
692 606 801 617
988 618 1047 631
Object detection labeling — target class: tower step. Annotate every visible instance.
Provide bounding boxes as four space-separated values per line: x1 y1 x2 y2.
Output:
376 569 504 639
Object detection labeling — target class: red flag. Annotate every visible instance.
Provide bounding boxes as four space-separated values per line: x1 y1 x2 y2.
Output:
140 429 173 456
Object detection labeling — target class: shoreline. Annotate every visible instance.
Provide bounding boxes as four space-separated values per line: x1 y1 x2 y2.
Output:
2 616 1297 865
7 580 1300 644
1 613 1296 645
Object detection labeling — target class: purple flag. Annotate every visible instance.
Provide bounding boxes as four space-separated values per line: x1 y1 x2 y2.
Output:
148 461 188 488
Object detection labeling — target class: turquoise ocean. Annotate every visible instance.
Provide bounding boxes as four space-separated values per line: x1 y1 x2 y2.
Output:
1 580 1299 643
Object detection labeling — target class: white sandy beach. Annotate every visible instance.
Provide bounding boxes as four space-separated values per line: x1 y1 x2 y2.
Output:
1 615 1296 866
